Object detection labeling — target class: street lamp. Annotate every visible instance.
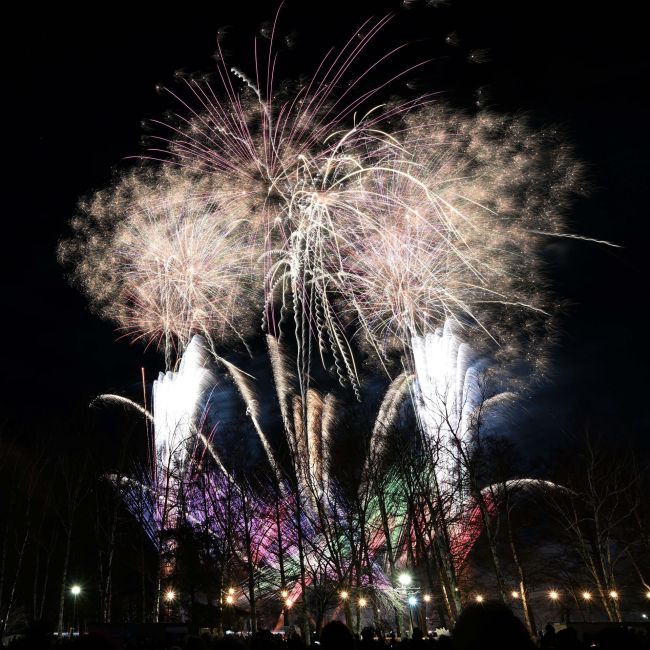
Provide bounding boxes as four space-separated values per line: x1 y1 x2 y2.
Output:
359 597 367 607
340 590 349 600
422 594 431 629
70 585 82 635
398 573 412 587
164 589 176 622
407 595 417 632
226 594 234 605
511 591 520 599
282 592 292 626
547 590 561 621
475 595 484 604
581 591 592 623
609 591 618 600
397 573 413 637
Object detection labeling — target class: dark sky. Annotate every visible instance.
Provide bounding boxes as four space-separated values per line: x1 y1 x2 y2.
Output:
4 1 648 450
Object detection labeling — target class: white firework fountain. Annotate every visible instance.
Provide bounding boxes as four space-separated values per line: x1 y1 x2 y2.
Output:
152 335 215 527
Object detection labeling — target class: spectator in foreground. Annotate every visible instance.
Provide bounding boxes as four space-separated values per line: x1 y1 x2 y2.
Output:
452 601 536 650
540 623 556 648
359 626 382 650
320 621 355 650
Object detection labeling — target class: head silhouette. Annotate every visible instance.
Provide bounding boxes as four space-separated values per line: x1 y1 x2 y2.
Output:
453 601 535 650
321 621 355 650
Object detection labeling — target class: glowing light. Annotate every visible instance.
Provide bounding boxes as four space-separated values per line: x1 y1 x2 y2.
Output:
582 591 592 601
70 585 81 596
398 573 412 587
475 595 484 603
286 598 293 608
228 587 235 596
609 591 618 600
408 596 417 607
511 591 520 599
281 590 288 599
226 595 234 605
423 595 431 603
549 591 559 601
359 598 367 607
340 591 349 600
646 591 650 600
164 589 176 602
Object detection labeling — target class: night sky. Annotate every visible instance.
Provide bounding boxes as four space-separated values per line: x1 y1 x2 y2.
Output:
5 1 648 454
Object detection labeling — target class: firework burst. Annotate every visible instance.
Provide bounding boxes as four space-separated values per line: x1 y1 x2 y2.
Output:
328 105 582 361
61 172 261 364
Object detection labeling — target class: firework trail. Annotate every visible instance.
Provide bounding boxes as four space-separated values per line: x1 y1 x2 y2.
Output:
93 393 154 422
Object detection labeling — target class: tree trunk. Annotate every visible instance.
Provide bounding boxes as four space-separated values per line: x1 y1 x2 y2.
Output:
505 510 535 635
294 490 311 641
377 491 401 636
57 529 73 636
242 496 257 633
475 493 507 603
0 526 30 638
38 544 53 622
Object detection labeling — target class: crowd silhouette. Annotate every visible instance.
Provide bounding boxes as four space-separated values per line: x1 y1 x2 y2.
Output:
7 602 649 649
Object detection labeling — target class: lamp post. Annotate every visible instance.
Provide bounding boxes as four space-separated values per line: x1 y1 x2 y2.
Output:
281 589 291 626
423 594 431 632
581 591 592 622
398 573 412 637
70 585 81 636
608 590 620 621
285 596 293 627
407 596 417 633
224 588 235 631
164 589 176 622
548 590 561 622
356 596 367 635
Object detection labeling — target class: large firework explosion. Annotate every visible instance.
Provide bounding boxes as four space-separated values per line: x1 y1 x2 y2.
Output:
63 9 584 630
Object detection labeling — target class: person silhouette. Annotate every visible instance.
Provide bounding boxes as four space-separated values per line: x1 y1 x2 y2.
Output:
453 601 536 650
540 623 557 648
320 621 355 650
